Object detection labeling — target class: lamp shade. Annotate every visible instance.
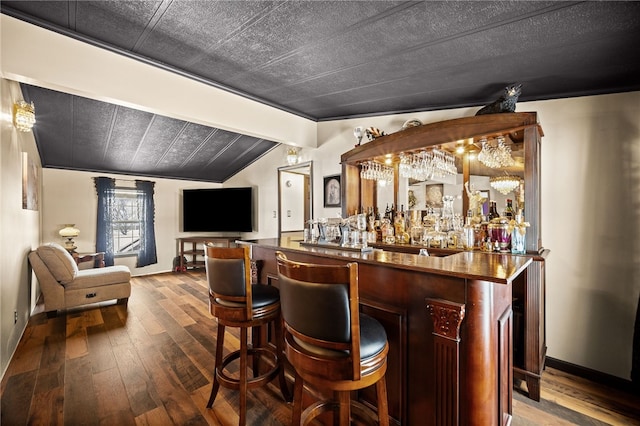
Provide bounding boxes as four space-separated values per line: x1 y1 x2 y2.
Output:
59 224 80 238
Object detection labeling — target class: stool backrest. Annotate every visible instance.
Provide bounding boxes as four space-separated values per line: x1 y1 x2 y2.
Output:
205 245 252 320
275 251 361 380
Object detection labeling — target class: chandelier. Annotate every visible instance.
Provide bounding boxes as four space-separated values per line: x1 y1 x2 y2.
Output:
477 136 514 169
13 100 36 132
490 175 522 195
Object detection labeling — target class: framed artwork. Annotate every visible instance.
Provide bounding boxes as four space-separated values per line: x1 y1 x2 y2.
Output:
22 152 38 211
425 184 443 208
323 174 341 207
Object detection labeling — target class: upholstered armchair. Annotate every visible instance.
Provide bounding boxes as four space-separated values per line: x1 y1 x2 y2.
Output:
28 243 131 316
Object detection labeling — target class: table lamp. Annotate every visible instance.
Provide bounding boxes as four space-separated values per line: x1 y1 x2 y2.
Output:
59 224 80 251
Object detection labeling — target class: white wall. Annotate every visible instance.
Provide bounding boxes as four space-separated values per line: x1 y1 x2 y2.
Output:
232 92 640 381
0 79 41 377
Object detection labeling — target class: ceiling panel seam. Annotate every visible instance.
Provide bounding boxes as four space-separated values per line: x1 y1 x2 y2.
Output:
132 0 173 51
203 135 241 169
183 0 287 68
179 127 220 168
228 0 420 79
68 0 76 31
154 121 189 167
255 1 583 98
226 139 265 168
126 114 157 171
101 105 119 164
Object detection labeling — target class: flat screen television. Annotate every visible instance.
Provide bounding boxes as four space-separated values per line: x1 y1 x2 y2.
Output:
182 187 253 233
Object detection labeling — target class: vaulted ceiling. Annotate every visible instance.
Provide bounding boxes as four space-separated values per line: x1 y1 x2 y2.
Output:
3 1 640 182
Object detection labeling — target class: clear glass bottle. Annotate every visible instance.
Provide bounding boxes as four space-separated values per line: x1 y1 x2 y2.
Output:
463 210 475 250
511 209 526 254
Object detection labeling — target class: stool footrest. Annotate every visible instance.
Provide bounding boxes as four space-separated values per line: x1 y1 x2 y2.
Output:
216 347 280 391
302 398 379 425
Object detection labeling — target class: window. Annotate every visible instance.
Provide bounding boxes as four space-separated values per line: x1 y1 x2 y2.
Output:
94 177 157 267
113 188 142 255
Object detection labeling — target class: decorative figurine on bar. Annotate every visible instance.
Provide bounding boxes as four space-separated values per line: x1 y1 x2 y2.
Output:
465 182 487 223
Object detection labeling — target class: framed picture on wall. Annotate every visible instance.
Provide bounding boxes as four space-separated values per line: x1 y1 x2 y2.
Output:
425 184 443 209
323 174 341 207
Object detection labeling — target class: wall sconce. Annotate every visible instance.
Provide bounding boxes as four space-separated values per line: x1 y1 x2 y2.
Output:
286 147 300 165
13 100 36 132
59 224 80 251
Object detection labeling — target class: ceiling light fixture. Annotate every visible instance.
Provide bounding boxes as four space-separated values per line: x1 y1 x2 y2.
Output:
13 100 36 132
490 175 522 195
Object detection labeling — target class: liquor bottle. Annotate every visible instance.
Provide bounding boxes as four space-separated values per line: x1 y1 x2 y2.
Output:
463 210 475 250
488 201 500 220
394 206 406 240
503 199 515 220
384 204 391 220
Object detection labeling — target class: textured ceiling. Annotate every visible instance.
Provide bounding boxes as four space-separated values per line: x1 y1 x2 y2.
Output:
3 1 640 182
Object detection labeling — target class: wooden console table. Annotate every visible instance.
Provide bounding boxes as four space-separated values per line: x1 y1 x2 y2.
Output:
177 236 238 270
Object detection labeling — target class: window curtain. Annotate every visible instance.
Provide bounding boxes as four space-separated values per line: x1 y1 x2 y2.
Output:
135 180 158 267
94 177 116 266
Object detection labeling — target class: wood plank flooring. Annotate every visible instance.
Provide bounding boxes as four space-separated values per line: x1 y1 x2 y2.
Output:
2 270 639 425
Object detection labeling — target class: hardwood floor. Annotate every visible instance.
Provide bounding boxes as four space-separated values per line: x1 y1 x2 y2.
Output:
2 270 639 425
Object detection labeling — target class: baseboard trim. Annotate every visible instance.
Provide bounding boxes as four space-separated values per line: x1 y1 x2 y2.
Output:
546 357 638 394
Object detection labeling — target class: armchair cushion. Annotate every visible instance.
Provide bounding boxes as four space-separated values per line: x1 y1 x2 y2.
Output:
65 266 131 290
36 243 78 285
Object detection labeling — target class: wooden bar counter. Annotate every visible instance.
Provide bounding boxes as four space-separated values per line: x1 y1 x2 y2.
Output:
241 237 532 426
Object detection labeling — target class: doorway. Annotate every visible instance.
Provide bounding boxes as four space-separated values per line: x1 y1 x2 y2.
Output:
278 161 312 238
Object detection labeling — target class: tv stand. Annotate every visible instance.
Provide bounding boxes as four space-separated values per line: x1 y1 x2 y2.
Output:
177 236 239 271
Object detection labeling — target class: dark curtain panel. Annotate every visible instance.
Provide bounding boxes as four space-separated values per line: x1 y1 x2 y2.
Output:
135 180 158 267
94 177 116 266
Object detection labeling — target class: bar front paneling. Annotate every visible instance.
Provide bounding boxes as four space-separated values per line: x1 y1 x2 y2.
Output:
245 238 531 425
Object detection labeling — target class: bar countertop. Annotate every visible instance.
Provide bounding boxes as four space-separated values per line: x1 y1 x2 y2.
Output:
239 237 532 284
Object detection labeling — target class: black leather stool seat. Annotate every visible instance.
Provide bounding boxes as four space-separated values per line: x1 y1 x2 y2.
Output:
360 313 388 360
251 284 280 308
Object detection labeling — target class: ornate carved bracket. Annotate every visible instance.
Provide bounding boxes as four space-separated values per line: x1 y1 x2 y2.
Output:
427 299 465 341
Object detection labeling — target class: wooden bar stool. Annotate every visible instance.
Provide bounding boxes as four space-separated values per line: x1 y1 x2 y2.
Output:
275 251 389 426
205 245 290 425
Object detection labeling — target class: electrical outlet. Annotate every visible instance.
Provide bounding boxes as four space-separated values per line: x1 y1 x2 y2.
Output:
14 311 17 324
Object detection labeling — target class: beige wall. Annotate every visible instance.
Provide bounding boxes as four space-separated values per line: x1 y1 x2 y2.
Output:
0 79 41 377
230 92 640 381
